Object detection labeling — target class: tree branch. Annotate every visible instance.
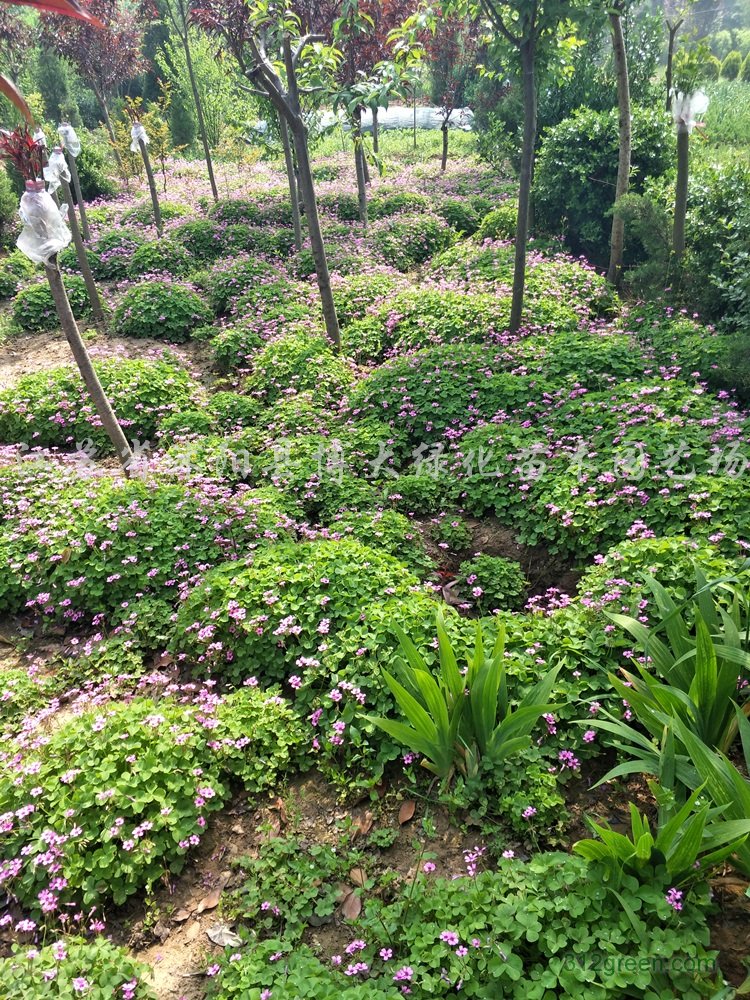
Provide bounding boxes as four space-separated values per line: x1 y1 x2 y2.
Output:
479 0 521 46
293 33 325 67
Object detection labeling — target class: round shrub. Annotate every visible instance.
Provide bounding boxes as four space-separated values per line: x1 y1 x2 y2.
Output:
128 238 194 278
175 538 420 686
208 197 264 225
1 938 156 999
170 218 224 261
0 267 19 298
332 272 409 329
121 199 189 226
0 688 304 917
370 211 455 271
477 200 518 241
12 275 90 331
207 256 283 315
721 49 742 79
534 105 673 265
0 250 35 299
0 355 203 452
113 280 212 342
318 191 360 221
327 509 432 576
457 553 530 612
385 471 460 515
209 390 264 429
90 228 146 279
436 197 481 235
245 331 354 408
369 191 430 219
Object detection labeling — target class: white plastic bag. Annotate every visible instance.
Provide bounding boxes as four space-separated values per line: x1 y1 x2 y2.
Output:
16 180 71 265
671 90 710 133
57 122 82 158
43 147 71 195
130 122 149 153
32 127 47 148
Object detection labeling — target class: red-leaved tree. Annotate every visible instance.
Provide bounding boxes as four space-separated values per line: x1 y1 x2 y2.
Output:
40 0 149 155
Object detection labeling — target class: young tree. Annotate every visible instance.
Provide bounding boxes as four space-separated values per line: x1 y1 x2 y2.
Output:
191 0 342 348
670 43 709 260
422 8 478 171
40 0 149 162
606 0 630 286
158 0 219 200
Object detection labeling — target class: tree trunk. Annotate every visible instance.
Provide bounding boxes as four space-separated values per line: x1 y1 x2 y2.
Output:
372 107 379 154
441 123 449 172
510 35 537 334
353 107 368 230
66 155 90 242
607 9 631 287
279 114 303 251
665 19 683 112
98 94 123 170
183 29 219 203
413 91 417 149
138 138 163 237
61 177 105 326
673 123 689 259
45 258 133 473
291 122 341 350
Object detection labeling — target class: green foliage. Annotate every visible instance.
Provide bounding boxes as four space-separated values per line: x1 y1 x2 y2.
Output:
245 332 354 408
206 256 283 314
476 201 518 242
170 219 224 261
0 355 201 452
430 513 473 551
329 509 433 576
88 228 146 279
128 238 194 278
0 249 35 298
0 167 19 249
74 140 118 200
704 81 750 145
436 197 481 235
1 937 156 999
370 212 455 271
121 200 189 226
113 281 212 342
370 612 559 784
209 854 719 999
175 539 419 686
208 198 264 225
721 50 742 80
0 689 304 915
369 191 431 219
535 105 673 265
12 276 90 332
332 272 409 327
457 554 529 613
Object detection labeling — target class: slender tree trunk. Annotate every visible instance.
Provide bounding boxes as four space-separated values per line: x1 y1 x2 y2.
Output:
353 107 368 230
607 9 631 287
510 34 537 334
98 94 123 170
45 258 133 473
673 123 689 259
279 115 303 251
182 29 219 203
372 107 379 154
441 123 449 172
413 90 417 149
66 155 90 242
61 177 105 325
138 138 163 237
665 19 684 111
291 122 341 350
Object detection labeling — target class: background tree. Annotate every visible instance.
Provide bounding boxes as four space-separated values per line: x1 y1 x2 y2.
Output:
40 0 149 162
607 0 630 285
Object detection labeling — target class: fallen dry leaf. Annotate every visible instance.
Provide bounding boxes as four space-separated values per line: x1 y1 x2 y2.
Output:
206 923 242 948
349 867 367 888
398 800 416 825
352 810 374 839
172 908 191 923
341 891 362 920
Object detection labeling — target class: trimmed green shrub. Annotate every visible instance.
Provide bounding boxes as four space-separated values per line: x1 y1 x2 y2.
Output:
534 105 673 265
176 539 419 686
12 275 90 331
332 273 409 329
0 249 36 297
0 355 202 452
369 190 430 219
208 198 264 225
74 140 118 200
207 256 283 314
90 228 146 279
436 198 481 235
477 200 518 241
721 50 742 79
113 280 212 342
328 509 433 576
370 211 455 271
128 238 194 278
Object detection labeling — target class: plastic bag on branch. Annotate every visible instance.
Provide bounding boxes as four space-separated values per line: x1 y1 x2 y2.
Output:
43 147 71 195
130 123 149 153
33 127 48 149
671 90 710 133
17 180 71 265
58 122 82 158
